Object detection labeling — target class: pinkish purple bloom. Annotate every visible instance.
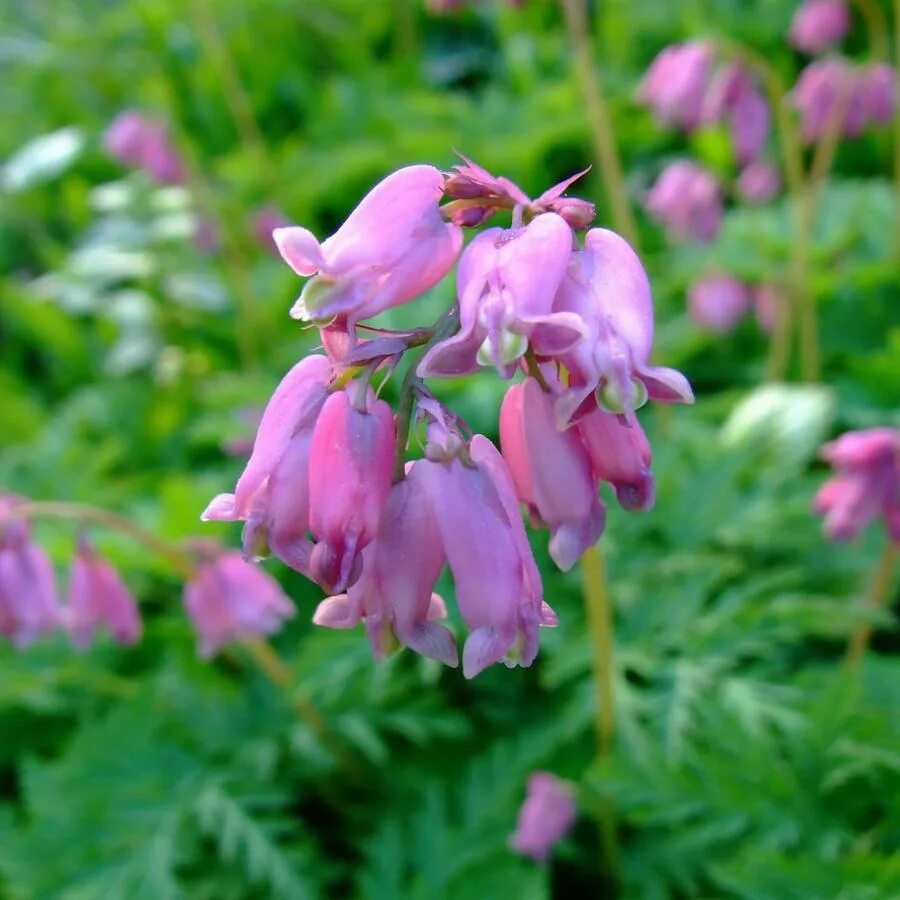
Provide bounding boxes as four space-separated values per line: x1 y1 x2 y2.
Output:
509 772 576 862
737 161 781 204
858 63 896 125
550 228 694 427
792 58 857 142
103 110 184 185
313 461 457 667
644 161 723 243
66 537 142 649
577 408 655 511
183 550 295 657
639 42 715 131
789 0 850 53
274 165 462 327
500 378 605 570
813 429 900 542
307 388 396 594
688 275 752 333
418 213 586 378
251 205 291 254
753 284 782 333
730 85 770 165
202 355 332 574
0 514 61 647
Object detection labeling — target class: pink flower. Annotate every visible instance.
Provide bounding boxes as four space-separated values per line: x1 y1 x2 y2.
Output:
550 228 694 427
789 0 850 53
66 537 142 649
313 461 457 667
509 772 576 862
688 275 752 333
307 388 396 594
183 550 295 658
813 428 900 542
737 161 781 204
274 166 462 327
103 110 184 185
858 63 895 126
418 435 554 678
0 515 61 647
499 378 605 570
418 213 586 378
639 42 715 131
730 85 770 165
644 161 723 243
791 58 856 142
753 284 782 333
202 355 331 575
577 408 655 511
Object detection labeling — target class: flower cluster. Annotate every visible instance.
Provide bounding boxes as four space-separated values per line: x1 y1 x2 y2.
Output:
203 159 692 678
688 275 781 335
813 428 900 542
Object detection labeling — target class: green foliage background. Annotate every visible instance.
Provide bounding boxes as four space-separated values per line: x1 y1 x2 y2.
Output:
1 1 899 896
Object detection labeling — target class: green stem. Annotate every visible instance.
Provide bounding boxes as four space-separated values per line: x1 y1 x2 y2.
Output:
851 0 890 60
559 0 639 249
581 543 615 754
845 542 897 664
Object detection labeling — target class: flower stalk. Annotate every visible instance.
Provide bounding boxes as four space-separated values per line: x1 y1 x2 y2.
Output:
845 541 897 664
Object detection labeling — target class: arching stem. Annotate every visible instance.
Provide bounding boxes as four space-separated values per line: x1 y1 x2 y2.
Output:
845 542 897 664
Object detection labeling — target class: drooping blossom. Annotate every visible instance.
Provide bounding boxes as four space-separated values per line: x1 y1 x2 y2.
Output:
274 165 462 329
418 432 555 678
789 0 850 54
313 461 457 667
0 510 61 647
509 772 576 862
857 63 896 126
103 110 185 185
688 275 752 333
66 537 142 649
639 42 715 130
500 378 605 570
306 387 396 594
753 284 782 333
578 408 655 512
550 227 694 427
183 549 295 658
417 213 586 378
644 161 723 243
202 355 332 575
737 161 781 204
813 429 900 542
730 85 771 165
251 205 291 254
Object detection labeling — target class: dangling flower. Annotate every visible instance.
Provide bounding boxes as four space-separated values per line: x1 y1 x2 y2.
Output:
66 537 142 649
644 161 723 243
183 550 295 658
202 355 332 575
550 227 693 427
737 161 781 204
789 0 850 54
499 377 605 570
688 275 752 333
0 512 61 647
418 212 586 378
306 387 396 594
314 461 458 667
791 58 856 143
274 165 462 328
813 428 900 541
577 408 655 512
509 772 576 862
638 42 715 130
103 110 184 185
729 84 770 165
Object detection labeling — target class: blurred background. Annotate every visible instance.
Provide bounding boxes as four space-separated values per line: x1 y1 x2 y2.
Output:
1 1 899 897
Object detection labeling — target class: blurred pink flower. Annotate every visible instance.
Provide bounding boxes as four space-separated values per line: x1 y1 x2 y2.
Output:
688 275 752 333
789 0 850 53
813 429 900 542
639 42 715 130
251 205 291 253
66 537 142 649
644 161 723 243
275 165 461 328
183 550 295 657
500 377 605 570
753 283 782 333
103 109 185 185
509 772 576 862
737 161 781 204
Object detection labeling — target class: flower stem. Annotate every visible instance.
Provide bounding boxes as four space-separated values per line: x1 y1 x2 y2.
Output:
559 0 639 249
581 543 615 754
851 0 891 61
845 542 897 664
